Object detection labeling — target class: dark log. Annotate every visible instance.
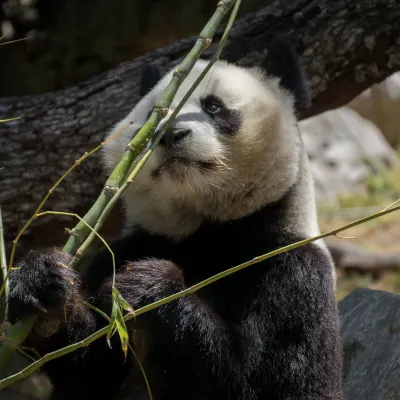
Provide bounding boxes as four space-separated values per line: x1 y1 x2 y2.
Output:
1 0 399 256
339 288 400 400
328 240 400 280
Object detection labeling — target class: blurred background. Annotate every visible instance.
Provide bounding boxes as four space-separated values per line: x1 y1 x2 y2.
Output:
1 0 400 398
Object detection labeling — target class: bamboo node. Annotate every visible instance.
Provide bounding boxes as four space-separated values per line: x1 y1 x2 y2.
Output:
155 107 169 118
217 0 231 8
173 69 186 80
204 38 212 48
104 185 118 195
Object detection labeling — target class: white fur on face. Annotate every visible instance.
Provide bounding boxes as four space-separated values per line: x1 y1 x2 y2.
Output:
102 60 315 240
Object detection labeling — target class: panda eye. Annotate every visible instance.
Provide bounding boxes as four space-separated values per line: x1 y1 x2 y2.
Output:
206 102 221 114
202 96 223 115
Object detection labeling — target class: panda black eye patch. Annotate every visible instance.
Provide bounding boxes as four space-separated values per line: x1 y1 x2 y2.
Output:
202 95 224 114
201 95 242 136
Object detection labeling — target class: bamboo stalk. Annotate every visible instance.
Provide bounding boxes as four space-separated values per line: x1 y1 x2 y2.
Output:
70 0 241 269
64 0 236 258
1 202 400 390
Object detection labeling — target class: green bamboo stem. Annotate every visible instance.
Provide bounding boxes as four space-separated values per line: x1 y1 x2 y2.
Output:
64 0 235 258
1 203 400 390
0 315 37 371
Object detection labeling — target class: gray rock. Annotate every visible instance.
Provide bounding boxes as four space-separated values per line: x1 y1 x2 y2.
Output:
339 288 400 400
299 106 399 205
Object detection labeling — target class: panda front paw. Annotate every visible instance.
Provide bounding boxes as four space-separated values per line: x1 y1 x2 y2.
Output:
114 258 184 309
8 249 80 324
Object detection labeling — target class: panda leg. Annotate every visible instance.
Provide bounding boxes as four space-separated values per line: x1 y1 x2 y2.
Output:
96 258 240 378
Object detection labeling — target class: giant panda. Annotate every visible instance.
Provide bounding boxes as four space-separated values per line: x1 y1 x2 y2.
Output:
8 36 343 400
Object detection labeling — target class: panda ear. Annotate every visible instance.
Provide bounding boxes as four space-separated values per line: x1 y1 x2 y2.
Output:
261 35 310 111
140 64 162 97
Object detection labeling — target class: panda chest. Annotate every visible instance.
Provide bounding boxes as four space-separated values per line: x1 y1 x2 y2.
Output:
174 228 261 285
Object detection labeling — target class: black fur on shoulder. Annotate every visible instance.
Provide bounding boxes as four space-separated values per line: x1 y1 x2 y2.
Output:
262 34 310 112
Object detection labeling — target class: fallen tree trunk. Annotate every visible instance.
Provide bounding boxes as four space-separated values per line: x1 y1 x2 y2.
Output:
327 240 400 280
1 0 399 255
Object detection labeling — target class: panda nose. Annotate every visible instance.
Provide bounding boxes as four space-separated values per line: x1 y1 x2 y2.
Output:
159 128 191 147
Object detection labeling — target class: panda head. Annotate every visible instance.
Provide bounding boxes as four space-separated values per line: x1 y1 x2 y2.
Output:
102 36 311 238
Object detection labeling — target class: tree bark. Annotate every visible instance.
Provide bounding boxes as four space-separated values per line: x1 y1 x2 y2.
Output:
1 0 399 255
327 240 400 280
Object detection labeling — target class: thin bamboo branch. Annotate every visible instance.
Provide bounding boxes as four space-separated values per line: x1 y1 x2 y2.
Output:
0 117 20 123
0 206 8 299
19 345 41 361
0 37 30 46
128 342 153 400
1 202 400 390
381 198 400 212
16 347 37 364
64 0 236 261
82 300 111 323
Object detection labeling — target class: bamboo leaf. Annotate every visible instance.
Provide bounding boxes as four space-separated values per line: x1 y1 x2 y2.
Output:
114 305 129 361
106 297 118 349
106 288 130 359
113 287 134 313
107 288 132 359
